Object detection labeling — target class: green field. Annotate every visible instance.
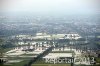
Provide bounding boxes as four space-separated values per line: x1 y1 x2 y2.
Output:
1 59 30 66
0 64 10 66
32 64 71 66
4 56 32 66
3 48 13 53
96 57 100 63
9 60 30 66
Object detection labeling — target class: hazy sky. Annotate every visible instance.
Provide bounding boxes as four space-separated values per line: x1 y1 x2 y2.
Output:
0 0 100 15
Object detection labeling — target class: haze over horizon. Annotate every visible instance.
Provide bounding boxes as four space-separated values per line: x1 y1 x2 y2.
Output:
0 0 100 15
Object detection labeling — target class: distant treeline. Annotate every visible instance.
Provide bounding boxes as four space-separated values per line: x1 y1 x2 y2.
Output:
0 30 36 37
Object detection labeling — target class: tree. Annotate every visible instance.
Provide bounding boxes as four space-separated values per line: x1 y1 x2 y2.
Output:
0 38 3 58
0 38 5 64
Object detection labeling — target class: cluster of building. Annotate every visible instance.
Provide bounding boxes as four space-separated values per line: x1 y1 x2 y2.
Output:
1 33 93 65
43 47 94 65
10 33 87 46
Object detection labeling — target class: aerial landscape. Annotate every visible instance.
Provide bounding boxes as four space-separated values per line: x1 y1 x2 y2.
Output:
0 0 100 66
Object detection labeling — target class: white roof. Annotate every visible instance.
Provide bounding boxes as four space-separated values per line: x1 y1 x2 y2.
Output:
36 33 47 36
65 34 81 40
43 53 72 59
